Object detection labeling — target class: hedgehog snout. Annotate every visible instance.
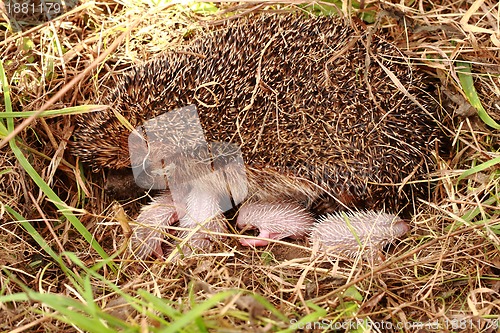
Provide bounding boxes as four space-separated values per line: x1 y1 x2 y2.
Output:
235 208 255 230
392 219 410 237
237 201 315 247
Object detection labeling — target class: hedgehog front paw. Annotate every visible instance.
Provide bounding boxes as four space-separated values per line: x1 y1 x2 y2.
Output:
237 201 314 247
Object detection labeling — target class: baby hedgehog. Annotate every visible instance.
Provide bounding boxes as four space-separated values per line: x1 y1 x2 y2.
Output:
72 13 447 259
310 211 410 259
236 204 409 259
237 201 315 246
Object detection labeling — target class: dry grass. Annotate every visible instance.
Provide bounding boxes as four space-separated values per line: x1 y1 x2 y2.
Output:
1 0 499 332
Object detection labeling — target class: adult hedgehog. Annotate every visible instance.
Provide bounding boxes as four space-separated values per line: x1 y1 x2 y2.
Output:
73 13 448 258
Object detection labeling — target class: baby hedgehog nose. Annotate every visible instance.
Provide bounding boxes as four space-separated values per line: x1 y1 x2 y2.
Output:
393 219 411 236
237 201 315 246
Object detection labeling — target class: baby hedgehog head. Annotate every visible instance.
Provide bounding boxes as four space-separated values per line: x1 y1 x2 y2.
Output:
129 194 182 260
310 211 410 260
237 201 315 246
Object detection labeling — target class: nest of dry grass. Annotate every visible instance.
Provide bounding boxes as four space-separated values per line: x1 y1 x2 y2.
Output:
1 0 499 332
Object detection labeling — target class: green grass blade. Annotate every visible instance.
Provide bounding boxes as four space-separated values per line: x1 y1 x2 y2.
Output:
4 205 67 268
250 293 289 322
3 260 132 332
0 60 115 272
0 290 30 303
457 61 500 129
27 291 122 333
457 156 500 182
278 301 327 333
162 290 237 333
0 105 104 119
461 196 499 223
